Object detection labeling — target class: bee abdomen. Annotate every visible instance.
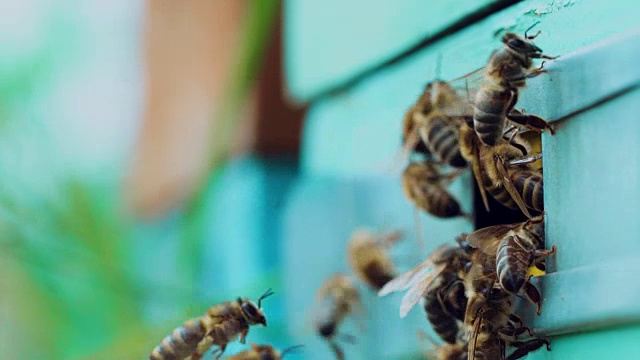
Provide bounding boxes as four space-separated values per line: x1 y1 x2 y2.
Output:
443 281 467 322
423 116 466 168
473 89 511 145
512 171 543 212
361 261 395 290
496 238 532 294
423 292 459 344
150 318 206 360
483 175 517 209
422 185 463 218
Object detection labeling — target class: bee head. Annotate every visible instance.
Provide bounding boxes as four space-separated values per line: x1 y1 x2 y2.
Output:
502 32 543 56
239 288 273 326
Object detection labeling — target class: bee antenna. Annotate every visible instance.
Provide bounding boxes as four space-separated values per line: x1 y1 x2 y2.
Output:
525 22 541 39
281 345 304 358
257 288 274 308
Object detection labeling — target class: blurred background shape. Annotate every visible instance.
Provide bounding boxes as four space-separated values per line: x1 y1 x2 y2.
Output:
0 0 304 358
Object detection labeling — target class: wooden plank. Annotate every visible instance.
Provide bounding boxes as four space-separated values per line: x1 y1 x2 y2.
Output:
526 324 640 360
284 0 505 102
542 88 640 273
520 258 640 336
300 0 639 177
286 0 639 102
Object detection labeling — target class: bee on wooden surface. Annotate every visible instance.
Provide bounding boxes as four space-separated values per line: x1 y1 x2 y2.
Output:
402 160 470 219
464 281 551 360
379 235 471 320
477 130 544 218
347 229 403 290
149 289 274 360
314 274 362 360
403 81 472 168
224 344 303 360
466 215 556 314
473 23 557 146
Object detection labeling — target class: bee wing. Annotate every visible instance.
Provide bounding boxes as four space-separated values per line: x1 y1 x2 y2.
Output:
495 156 533 218
450 65 486 88
470 138 490 213
378 258 434 297
398 266 445 318
467 315 483 360
466 225 511 255
447 65 486 113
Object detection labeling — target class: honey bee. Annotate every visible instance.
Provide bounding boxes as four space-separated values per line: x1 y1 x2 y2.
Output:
347 229 403 290
403 81 472 167
423 270 468 344
465 283 550 360
473 23 557 146
149 289 274 360
379 235 471 319
224 344 303 360
477 131 544 218
314 274 362 360
465 215 556 314
402 160 470 219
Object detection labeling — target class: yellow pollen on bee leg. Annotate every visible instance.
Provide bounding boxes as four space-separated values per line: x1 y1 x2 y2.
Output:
526 265 546 278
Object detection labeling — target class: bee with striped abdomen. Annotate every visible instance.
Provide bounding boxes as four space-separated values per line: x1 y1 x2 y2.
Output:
477 132 544 218
402 160 469 219
404 80 472 168
379 235 471 322
149 289 274 360
473 23 556 146
314 274 362 360
465 284 550 360
225 344 303 360
347 229 403 291
465 215 556 314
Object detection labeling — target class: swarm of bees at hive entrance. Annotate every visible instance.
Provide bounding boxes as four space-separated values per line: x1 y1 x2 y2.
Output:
308 23 561 360
382 22 560 360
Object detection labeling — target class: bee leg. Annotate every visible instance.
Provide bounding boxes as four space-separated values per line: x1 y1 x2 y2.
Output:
507 338 551 360
213 344 227 360
521 278 543 315
508 314 523 327
499 324 535 340
533 245 557 260
507 154 542 166
507 111 555 135
329 340 345 360
239 328 249 344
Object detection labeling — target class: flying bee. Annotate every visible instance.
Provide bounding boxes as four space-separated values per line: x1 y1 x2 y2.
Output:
379 235 472 319
224 344 303 360
466 215 556 315
149 289 274 360
314 274 362 360
402 160 470 219
403 81 472 167
473 23 557 146
347 228 403 290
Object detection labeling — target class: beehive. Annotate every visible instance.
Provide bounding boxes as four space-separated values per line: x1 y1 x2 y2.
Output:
282 1 640 358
